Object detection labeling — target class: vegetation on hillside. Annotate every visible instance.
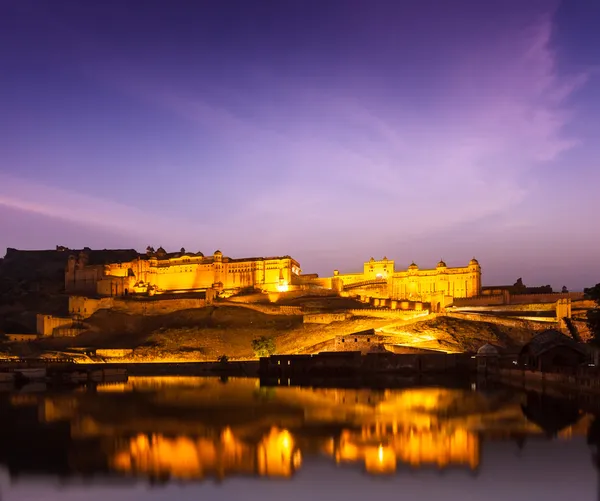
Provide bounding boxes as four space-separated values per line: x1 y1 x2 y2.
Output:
251 336 276 357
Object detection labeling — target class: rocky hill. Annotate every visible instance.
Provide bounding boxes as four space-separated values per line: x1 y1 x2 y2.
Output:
2 304 543 362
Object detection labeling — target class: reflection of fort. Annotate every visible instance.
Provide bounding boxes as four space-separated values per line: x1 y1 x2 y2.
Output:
0 377 592 482
328 425 479 474
112 427 301 480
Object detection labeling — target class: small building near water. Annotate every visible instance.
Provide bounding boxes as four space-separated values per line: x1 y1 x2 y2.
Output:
476 343 500 375
518 329 588 372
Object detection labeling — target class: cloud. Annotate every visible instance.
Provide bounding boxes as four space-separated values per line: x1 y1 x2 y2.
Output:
1 6 590 267
106 12 585 250
0 173 222 247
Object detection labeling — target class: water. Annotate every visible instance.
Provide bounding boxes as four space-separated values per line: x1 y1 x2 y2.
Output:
0 376 598 501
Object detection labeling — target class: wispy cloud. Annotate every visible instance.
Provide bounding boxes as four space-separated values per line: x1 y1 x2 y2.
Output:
0 173 223 248
1 7 591 269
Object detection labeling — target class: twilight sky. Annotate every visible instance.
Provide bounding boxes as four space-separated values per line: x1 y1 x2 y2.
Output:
1 0 599 289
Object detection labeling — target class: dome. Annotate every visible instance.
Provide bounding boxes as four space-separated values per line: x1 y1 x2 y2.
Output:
437 259 447 268
214 250 222 256
477 343 499 356
156 246 166 256
469 257 479 266
408 262 418 270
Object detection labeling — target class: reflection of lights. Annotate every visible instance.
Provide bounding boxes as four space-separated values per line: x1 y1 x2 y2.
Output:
257 428 298 477
378 444 384 462
281 433 291 450
277 281 289 292
221 427 233 444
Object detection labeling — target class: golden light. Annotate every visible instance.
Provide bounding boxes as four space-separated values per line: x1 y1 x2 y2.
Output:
276 281 289 292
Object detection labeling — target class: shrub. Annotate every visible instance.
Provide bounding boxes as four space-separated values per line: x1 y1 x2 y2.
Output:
251 336 276 358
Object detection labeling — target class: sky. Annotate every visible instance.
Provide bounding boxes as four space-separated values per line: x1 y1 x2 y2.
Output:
0 0 599 290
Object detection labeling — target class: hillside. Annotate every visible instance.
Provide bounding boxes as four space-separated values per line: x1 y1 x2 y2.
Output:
2 304 544 362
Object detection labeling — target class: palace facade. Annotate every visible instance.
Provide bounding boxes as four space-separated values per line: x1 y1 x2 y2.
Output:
332 257 482 302
65 248 301 296
63 246 481 303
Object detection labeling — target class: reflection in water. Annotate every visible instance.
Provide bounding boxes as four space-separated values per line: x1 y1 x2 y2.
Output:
0 377 593 483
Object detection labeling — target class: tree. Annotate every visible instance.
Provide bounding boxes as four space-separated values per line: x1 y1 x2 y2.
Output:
251 336 276 358
146 246 155 254
584 283 600 345
180 247 186 254
562 285 569 293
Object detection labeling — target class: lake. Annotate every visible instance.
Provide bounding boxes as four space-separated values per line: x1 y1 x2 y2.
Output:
0 376 598 500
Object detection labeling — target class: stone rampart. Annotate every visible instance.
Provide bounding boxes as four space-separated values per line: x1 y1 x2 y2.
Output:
452 303 556 313
220 302 303 316
53 327 86 337
509 292 584 304
69 296 115 318
5 334 38 342
304 313 348 324
112 298 207 315
96 348 134 358
347 309 429 319
36 314 74 336
453 291 584 307
452 295 506 307
446 312 557 334
334 332 383 353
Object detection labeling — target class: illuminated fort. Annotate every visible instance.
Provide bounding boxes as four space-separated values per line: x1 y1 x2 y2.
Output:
65 247 301 296
330 256 482 302
64 247 482 302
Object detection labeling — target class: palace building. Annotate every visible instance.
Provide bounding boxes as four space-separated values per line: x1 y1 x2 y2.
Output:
63 246 481 303
65 248 301 297
332 257 482 302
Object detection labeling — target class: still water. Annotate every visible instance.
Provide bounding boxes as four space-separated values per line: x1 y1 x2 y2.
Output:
0 376 599 501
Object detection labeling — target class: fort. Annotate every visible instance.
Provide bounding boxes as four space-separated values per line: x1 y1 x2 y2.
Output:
0 246 595 362
61 247 482 303
65 247 301 296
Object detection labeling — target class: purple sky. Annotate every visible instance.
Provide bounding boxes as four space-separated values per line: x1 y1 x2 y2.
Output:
1 0 599 290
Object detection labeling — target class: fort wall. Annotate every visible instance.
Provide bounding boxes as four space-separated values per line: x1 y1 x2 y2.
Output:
36 314 74 337
220 302 303 316
508 292 584 304
304 313 348 324
453 291 584 307
451 303 556 313
5 334 38 342
335 333 382 353
445 312 557 342
97 348 134 358
347 308 430 320
112 298 208 316
69 296 115 318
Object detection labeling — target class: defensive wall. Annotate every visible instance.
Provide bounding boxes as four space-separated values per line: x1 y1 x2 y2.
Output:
452 291 584 307
445 312 557 343
36 314 75 337
220 302 303 316
5 334 38 342
451 303 556 313
68 296 209 317
69 296 115 318
347 308 430 320
96 349 134 358
112 298 208 316
303 313 349 324
335 331 385 354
